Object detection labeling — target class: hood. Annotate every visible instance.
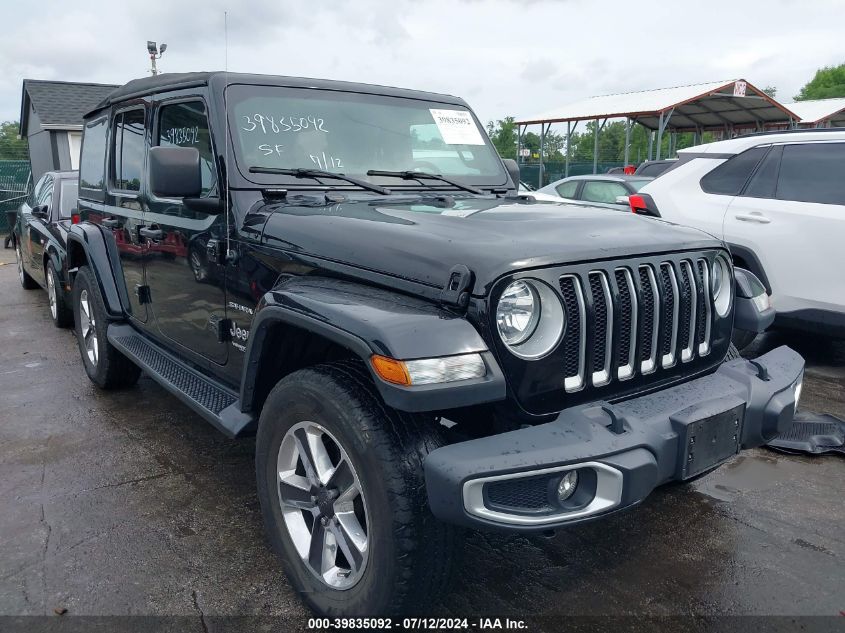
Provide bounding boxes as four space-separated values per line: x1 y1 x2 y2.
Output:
259 195 722 295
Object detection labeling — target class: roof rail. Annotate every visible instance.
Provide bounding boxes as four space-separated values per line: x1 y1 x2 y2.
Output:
734 127 845 139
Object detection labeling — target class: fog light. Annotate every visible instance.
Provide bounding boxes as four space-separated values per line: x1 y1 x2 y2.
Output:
556 470 579 503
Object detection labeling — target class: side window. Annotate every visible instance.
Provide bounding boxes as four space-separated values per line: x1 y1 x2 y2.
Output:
158 101 217 197
776 143 845 205
700 146 768 196
112 109 146 192
581 181 628 204
37 176 54 208
555 181 579 199
80 117 108 190
59 181 79 219
30 174 48 207
743 146 781 199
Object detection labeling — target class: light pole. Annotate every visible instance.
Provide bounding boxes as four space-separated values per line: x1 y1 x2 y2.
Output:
147 41 167 76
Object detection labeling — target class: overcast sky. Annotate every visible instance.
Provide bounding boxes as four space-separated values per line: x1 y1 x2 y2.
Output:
2 0 843 130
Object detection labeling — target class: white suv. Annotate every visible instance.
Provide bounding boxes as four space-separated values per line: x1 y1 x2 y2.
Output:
635 129 845 338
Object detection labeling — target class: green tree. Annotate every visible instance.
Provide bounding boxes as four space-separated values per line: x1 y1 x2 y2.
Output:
763 85 777 98
486 117 566 161
0 121 28 161
486 116 518 159
521 130 566 161
794 63 845 101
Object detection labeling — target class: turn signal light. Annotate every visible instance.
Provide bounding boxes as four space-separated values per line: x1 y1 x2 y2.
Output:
371 353 486 386
371 355 412 386
71 213 81 224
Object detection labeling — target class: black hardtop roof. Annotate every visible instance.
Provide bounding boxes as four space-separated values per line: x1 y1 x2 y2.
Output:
86 71 467 118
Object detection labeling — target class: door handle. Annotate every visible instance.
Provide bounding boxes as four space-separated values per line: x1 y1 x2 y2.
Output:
734 213 771 224
139 226 163 240
102 217 118 228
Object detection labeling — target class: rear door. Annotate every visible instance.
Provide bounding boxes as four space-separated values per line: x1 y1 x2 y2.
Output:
725 141 845 315
27 173 54 281
553 180 580 200
143 97 228 365
21 173 47 272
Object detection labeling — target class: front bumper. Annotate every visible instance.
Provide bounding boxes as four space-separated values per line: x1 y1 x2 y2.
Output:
424 346 804 532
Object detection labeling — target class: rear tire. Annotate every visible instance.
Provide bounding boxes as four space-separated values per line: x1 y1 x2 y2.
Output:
256 361 458 617
47 263 73 328
72 265 141 389
15 243 38 289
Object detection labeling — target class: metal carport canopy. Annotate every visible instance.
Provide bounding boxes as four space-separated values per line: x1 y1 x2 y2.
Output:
784 98 845 127
516 79 799 131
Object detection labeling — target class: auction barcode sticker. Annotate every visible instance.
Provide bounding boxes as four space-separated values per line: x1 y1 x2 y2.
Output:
429 109 486 145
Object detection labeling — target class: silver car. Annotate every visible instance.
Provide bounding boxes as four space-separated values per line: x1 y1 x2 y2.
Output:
537 174 653 211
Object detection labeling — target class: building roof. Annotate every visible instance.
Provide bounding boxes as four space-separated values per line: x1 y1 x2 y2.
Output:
516 79 799 131
783 98 845 126
20 80 119 136
86 71 465 116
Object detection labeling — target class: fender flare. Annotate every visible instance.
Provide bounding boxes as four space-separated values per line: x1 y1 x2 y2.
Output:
43 245 66 282
726 242 771 294
241 277 507 414
66 223 126 318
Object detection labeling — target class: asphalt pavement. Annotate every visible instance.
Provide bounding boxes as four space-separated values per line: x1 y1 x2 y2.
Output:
0 244 843 630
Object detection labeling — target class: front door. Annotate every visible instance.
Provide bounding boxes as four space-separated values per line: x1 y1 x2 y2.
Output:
108 108 149 323
143 98 228 365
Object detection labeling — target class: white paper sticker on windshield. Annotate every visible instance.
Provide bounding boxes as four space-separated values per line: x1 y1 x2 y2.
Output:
429 109 485 145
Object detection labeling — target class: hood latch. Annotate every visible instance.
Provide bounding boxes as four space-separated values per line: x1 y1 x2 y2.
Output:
440 264 474 310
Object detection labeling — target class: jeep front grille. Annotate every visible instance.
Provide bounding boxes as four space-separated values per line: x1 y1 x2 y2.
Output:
559 257 714 392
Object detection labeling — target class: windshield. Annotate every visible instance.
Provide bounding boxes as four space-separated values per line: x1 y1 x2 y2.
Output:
228 85 507 189
59 180 78 219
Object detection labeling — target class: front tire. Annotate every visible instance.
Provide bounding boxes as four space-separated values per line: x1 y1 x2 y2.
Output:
47 263 73 328
72 265 141 389
725 342 742 361
256 361 458 617
731 329 757 352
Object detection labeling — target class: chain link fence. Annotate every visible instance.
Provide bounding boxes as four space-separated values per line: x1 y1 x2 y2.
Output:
518 161 627 189
0 161 32 235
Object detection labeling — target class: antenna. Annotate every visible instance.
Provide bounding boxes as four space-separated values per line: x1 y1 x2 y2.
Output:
223 11 232 260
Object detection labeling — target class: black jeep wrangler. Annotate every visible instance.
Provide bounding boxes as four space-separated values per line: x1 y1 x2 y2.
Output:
67 72 803 616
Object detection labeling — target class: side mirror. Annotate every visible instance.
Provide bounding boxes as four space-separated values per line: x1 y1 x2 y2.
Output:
615 195 630 205
31 204 49 219
149 146 202 199
502 158 521 190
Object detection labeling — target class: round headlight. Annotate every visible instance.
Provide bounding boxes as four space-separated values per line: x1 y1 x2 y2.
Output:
496 279 565 359
496 280 540 345
712 256 732 317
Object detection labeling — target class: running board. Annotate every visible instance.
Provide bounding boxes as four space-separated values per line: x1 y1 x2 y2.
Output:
107 323 256 438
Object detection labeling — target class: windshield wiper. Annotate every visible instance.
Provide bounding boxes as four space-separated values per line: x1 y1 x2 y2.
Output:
248 167 391 195
366 170 484 195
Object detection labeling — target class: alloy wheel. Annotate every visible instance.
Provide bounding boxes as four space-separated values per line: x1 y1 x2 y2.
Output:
78 289 98 366
47 268 57 319
277 421 369 590
15 245 24 285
